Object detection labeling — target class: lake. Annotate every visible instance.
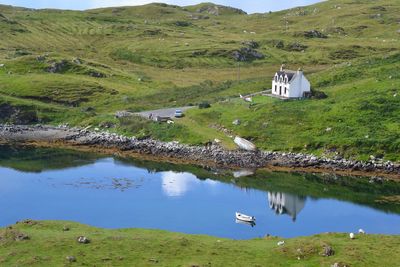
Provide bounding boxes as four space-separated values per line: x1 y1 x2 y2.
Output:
0 144 399 239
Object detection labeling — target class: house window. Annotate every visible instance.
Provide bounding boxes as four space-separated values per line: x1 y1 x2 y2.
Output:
275 85 277 93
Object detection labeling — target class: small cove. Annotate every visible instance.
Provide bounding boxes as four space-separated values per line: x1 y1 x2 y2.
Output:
0 144 399 239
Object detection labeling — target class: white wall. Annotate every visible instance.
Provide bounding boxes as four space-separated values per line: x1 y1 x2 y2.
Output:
272 72 310 98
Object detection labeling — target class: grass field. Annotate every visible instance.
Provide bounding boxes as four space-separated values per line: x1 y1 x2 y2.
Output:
0 220 399 266
0 0 400 160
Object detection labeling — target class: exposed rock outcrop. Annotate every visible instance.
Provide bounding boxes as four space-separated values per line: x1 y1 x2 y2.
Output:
232 47 264 62
196 4 246 16
0 104 38 124
303 30 327 38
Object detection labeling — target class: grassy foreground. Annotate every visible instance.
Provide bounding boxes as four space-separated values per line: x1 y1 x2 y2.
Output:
0 221 399 266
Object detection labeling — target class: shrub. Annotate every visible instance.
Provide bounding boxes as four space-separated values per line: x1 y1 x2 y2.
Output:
329 49 359 60
174 21 192 27
199 102 211 109
311 89 328 99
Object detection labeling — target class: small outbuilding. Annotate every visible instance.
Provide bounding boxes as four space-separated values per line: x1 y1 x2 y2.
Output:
272 65 311 98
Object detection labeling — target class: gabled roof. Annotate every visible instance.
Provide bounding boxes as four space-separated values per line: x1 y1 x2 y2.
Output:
274 70 297 83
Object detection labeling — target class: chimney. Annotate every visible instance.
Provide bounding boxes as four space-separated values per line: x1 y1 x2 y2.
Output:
297 68 303 76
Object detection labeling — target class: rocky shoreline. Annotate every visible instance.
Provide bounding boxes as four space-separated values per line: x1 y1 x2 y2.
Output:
0 124 399 178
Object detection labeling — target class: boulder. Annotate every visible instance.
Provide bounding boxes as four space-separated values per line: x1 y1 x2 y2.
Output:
232 47 264 62
47 60 68 73
321 245 335 257
77 236 90 244
88 70 106 78
66 256 76 262
286 42 308 52
115 111 134 118
232 119 241 126
14 233 30 241
303 30 327 38
241 40 259 49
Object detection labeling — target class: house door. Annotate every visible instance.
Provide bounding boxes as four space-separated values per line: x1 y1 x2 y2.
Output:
279 86 282 95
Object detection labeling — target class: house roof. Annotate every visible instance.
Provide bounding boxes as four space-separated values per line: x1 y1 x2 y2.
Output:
275 70 296 82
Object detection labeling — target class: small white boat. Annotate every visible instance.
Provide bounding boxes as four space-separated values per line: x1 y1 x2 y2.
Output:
236 212 256 223
234 137 257 151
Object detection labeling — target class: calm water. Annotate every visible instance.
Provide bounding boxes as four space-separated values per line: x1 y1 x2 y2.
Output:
0 145 399 239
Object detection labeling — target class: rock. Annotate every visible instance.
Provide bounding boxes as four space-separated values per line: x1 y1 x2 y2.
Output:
174 21 191 27
277 241 285 246
115 111 134 118
327 27 345 35
47 60 68 73
36 55 46 62
99 121 115 128
358 229 365 234
66 256 76 262
63 226 70 231
0 63 4 67
272 40 285 49
232 119 241 126
286 42 308 52
1 124 399 175
322 245 335 257
303 30 327 38
241 40 259 49
77 236 90 244
72 57 82 64
14 233 29 241
331 263 349 267
88 71 106 78
196 4 246 16
0 103 38 124
232 47 264 62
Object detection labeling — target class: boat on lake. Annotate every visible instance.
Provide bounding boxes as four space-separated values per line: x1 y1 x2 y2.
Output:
236 212 256 223
234 137 257 151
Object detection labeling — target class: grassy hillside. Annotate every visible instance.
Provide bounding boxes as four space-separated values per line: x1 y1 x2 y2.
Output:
0 0 399 159
1 220 399 266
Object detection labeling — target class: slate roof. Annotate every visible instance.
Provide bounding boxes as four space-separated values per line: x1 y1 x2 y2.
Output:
274 70 296 83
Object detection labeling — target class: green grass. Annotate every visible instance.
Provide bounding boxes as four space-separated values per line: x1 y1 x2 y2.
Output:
0 220 399 266
0 0 400 159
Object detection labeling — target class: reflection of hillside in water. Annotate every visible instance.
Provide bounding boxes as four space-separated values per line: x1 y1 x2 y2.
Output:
0 144 99 173
268 192 306 221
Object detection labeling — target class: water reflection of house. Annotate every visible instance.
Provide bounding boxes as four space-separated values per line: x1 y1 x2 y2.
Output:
268 192 306 221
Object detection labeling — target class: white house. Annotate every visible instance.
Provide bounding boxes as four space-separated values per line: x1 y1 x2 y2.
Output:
272 65 311 98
